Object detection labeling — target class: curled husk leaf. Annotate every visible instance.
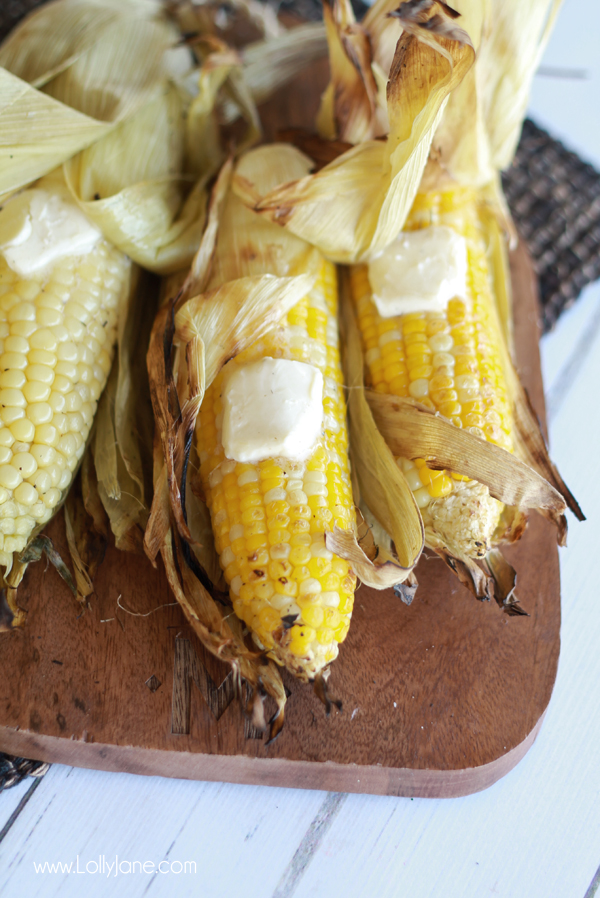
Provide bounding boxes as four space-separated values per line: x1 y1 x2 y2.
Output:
334 275 424 586
365 391 577 534
233 1 474 263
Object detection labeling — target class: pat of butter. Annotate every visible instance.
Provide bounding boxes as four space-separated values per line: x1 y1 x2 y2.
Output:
0 189 102 278
368 225 468 317
222 357 324 464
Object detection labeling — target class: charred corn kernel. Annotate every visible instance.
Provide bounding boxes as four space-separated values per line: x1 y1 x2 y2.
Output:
0 204 130 569
198 260 356 680
273 578 297 597
351 186 513 558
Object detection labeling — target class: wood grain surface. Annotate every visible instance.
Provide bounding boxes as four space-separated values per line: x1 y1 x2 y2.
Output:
0 60 560 798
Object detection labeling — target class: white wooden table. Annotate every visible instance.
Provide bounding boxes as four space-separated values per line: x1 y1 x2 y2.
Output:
1 1 599 895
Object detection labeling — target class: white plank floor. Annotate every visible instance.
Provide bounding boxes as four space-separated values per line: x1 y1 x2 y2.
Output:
1 0 599 895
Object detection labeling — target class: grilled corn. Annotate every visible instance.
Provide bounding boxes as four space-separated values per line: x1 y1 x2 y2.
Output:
351 185 512 559
0 181 130 571
197 258 357 680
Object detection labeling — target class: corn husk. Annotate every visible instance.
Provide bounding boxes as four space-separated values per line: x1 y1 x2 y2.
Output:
233 0 475 263
91 268 159 553
63 461 108 603
365 391 580 536
0 0 186 199
231 24 328 120
331 272 424 588
431 0 562 190
316 0 387 143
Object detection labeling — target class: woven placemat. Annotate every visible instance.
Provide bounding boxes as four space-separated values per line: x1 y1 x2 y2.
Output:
502 118 600 332
0 754 49 790
0 1 598 792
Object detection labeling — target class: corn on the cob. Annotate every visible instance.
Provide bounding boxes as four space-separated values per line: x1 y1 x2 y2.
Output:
197 258 357 680
351 186 512 559
0 191 130 570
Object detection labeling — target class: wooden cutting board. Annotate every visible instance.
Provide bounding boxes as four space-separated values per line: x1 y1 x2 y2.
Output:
0 53 560 798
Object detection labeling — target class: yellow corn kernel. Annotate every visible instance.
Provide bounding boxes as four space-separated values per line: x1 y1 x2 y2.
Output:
427 473 453 498
288 625 317 657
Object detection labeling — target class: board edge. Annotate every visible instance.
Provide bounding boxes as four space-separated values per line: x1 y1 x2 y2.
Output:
0 712 545 799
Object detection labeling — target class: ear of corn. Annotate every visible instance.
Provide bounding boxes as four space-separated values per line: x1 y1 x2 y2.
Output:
197 258 357 681
350 185 513 560
0 183 130 573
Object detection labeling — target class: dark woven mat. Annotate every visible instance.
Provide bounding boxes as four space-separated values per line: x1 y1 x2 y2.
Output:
502 118 600 332
0 1 599 793
0 754 49 790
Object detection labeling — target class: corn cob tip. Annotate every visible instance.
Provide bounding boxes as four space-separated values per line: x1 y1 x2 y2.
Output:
427 480 503 559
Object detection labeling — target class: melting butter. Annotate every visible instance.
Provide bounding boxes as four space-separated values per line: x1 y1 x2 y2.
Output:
222 357 323 464
0 188 102 278
368 225 468 317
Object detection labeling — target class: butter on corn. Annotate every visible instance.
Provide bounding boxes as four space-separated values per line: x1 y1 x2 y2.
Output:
198 259 357 681
0 182 130 570
351 186 512 559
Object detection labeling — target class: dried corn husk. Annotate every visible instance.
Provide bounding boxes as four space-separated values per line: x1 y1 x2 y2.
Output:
428 0 562 191
91 268 158 553
230 24 328 120
333 272 424 587
316 0 387 143
361 0 405 79
365 391 580 536
233 0 474 263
